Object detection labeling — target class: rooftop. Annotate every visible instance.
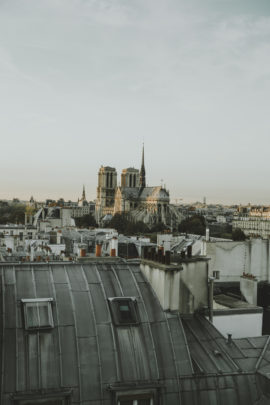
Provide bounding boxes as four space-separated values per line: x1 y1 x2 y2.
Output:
1 260 270 404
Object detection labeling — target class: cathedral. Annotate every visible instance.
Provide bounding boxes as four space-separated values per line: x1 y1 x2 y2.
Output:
95 146 182 227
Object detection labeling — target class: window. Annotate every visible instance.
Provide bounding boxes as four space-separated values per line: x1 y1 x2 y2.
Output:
108 297 139 326
22 298 54 330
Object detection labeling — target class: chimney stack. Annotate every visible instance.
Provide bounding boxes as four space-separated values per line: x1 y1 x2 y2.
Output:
95 242 102 257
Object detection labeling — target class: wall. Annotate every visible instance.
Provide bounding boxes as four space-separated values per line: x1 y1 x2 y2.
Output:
140 258 209 314
240 276 258 305
140 261 181 311
212 312 263 338
180 261 209 314
207 239 270 283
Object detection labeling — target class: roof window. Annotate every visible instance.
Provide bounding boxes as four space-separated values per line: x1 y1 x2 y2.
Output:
108 297 139 326
21 298 54 331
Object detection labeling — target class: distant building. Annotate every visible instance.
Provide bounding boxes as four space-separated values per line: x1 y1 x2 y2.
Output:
71 186 95 218
33 206 75 231
233 206 270 238
95 166 118 219
95 146 182 227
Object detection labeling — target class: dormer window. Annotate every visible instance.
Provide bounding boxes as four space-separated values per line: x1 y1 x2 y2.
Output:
108 297 139 326
21 298 54 330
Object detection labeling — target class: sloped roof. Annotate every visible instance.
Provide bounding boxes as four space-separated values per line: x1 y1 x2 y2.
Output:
121 186 169 202
0 261 270 404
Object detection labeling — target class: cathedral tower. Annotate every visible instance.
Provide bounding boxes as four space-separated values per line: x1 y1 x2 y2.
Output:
96 166 117 220
121 168 140 188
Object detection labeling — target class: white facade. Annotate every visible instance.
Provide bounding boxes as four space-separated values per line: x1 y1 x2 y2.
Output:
206 239 270 283
212 312 263 339
233 215 270 238
140 259 209 314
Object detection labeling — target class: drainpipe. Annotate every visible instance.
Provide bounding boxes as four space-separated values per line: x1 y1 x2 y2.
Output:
208 276 214 323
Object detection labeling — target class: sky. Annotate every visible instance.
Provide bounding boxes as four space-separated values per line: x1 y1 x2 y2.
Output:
0 0 270 205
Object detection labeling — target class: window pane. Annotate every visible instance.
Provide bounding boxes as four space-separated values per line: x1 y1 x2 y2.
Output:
118 301 134 323
26 304 39 328
24 300 53 330
38 303 50 326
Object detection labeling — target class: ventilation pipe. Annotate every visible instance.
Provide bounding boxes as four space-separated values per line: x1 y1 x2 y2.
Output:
208 276 214 323
110 237 118 257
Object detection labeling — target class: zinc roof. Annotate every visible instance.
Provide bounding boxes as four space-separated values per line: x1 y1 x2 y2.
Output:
0 260 270 404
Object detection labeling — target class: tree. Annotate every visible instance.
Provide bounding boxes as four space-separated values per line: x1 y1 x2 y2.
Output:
178 215 206 235
75 214 97 228
0 204 26 224
150 222 168 233
232 228 246 241
108 213 130 234
108 214 150 235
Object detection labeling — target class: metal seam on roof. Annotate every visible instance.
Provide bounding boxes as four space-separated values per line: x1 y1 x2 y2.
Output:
127 262 160 381
95 263 121 382
64 264 82 402
80 264 103 402
164 314 182 403
48 264 63 387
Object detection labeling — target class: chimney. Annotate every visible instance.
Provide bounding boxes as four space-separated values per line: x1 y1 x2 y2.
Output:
110 237 118 257
227 334 232 345
95 242 102 257
80 248 86 257
187 245 192 258
206 228 210 242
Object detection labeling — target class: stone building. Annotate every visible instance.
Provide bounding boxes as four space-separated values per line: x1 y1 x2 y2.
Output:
233 206 270 238
71 186 95 218
95 166 117 223
95 147 182 227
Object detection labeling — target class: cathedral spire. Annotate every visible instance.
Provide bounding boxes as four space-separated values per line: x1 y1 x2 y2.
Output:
140 144 146 188
82 184 86 200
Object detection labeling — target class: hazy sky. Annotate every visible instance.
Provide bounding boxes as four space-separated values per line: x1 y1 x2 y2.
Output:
1 0 270 204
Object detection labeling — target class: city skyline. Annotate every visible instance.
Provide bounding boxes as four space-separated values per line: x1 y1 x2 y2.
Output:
1 0 270 205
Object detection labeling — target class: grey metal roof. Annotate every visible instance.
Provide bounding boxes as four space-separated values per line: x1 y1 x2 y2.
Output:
1 260 270 404
121 186 169 201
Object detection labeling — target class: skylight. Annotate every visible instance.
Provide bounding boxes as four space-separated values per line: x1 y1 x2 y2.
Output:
21 298 54 330
108 297 139 326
